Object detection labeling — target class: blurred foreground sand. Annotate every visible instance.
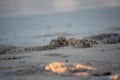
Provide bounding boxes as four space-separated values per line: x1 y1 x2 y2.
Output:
0 44 120 80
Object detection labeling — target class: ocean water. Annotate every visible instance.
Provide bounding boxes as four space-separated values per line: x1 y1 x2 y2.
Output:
0 7 120 47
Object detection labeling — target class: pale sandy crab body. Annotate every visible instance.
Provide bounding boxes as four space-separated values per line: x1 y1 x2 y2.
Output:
49 33 82 48
49 33 98 48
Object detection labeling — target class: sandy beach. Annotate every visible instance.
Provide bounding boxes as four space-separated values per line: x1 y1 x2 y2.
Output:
0 1 120 79
0 43 120 80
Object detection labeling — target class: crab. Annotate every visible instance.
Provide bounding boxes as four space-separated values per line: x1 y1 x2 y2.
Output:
49 33 99 48
49 33 81 48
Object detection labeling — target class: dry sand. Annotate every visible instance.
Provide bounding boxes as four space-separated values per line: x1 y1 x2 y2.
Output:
0 44 120 80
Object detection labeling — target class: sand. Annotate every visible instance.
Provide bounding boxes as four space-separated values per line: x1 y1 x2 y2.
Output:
0 43 120 80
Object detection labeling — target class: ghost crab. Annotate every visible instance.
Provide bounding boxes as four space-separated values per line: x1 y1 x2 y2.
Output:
49 33 98 48
49 33 81 48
